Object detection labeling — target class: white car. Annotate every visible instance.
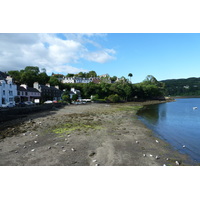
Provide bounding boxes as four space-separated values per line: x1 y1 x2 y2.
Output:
2 102 15 108
44 100 53 104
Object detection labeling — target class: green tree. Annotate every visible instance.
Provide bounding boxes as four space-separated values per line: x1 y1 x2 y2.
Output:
128 73 133 82
48 76 60 86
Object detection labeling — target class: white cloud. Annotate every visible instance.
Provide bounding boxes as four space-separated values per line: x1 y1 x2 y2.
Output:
0 33 116 74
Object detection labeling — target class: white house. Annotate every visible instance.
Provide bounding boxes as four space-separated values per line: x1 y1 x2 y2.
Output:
69 88 81 100
0 76 17 107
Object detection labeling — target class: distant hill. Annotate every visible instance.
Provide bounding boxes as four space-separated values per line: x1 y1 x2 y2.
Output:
161 77 200 96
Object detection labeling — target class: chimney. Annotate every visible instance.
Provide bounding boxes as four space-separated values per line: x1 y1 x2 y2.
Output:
20 84 27 89
46 83 50 87
33 82 39 90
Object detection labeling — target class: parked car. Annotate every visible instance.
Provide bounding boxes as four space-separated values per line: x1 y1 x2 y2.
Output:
2 102 15 108
44 100 53 104
24 101 35 106
16 102 25 107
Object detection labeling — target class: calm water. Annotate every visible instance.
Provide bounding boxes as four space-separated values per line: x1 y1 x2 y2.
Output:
137 98 200 163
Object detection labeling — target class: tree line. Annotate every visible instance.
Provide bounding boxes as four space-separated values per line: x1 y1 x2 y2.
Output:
161 77 200 96
7 66 165 102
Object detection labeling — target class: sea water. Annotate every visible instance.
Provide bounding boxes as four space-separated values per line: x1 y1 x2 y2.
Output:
137 98 200 163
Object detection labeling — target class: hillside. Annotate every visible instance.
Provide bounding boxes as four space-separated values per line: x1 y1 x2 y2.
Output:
161 77 200 96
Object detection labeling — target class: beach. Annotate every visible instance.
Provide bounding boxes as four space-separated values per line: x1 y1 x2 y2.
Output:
0 102 195 166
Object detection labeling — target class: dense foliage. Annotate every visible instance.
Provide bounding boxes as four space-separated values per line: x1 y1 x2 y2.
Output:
7 66 165 102
161 77 200 96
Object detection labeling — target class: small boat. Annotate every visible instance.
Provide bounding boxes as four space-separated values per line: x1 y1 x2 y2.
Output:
193 107 198 110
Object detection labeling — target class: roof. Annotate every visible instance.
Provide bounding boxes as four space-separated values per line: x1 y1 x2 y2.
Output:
17 85 40 93
0 71 7 80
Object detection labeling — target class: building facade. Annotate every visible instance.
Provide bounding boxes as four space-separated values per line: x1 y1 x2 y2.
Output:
17 84 41 103
0 76 17 107
33 82 63 102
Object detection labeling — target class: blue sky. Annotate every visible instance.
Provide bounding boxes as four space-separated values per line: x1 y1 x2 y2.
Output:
0 33 200 83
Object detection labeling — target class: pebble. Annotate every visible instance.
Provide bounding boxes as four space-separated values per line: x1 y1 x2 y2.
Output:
136 141 139 144
71 148 75 151
155 156 159 159
67 135 71 138
92 160 97 162
61 146 64 149
15 151 18 153
143 154 146 157
34 141 38 144
55 143 59 146
149 154 153 157
36 135 38 137
48 147 51 149
23 146 26 149
23 133 26 136
175 161 180 165
166 158 169 160
31 149 35 152
65 138 68 141
62 149 66 152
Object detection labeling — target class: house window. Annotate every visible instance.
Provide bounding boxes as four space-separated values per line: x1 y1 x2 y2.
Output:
9 91 13 96
9 98 13 102
3 90 5 95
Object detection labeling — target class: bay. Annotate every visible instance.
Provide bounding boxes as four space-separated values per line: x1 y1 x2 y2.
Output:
137 98 200 163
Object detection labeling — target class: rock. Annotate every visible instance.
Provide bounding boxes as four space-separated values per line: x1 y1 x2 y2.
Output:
71 148 75 151
67 135 71 138
163 164 166 166
156 140 159 143
48 147 51 149
92 160 97 162
34 141 38 144
136 141 139 144
65 138 68 141
31 149 35 152
166 158 169 160
95 164 99 166
61 146 64 149
62 149 66 152
23 146 26 149
55 143 59 146
175 161 180 165
143 154 146 157
89 152 96 157
155 156 160 159
149 154 153 157
15 151 18 153
36 135 38 137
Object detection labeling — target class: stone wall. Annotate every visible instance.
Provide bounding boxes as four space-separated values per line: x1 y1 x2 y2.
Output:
0 103 65 123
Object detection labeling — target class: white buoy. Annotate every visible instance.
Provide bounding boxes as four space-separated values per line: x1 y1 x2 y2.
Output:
183 145 186 148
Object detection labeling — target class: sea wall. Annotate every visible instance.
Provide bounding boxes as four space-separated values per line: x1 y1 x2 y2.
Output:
0 103 66 123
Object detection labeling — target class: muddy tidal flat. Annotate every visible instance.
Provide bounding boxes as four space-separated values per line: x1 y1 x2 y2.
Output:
0 102 195 166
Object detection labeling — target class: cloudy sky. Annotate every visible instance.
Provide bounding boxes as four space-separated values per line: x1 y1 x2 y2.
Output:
0 33 116 75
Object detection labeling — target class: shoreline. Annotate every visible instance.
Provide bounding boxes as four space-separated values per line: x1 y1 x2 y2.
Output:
0 101 197 166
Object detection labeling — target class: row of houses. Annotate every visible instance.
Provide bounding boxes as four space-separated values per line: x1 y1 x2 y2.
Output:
0 72 64 106
58 74 112 84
